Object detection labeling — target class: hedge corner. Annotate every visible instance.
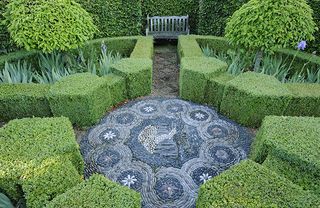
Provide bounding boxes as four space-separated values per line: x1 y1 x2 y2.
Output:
220 72 292 127
103 74 127 106
111 58 152 99
47 73 112 127
179 57 227 103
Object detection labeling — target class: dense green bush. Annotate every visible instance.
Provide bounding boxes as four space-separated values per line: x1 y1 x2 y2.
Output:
0 50 38 70
220 72 292 127
177 35 203 61
0 84 52 121
47 174 141 208
142 0 198 33
308 0 320 52
0 117 83 205
197 160 319 207
196 36 234 52
284 83 320 117
206 72 235 110
76 0 142 38
225 0 317 52
179 57 228 103
250 116 320 194
111 58 152 99
103 74 127 106
0 0 16 54
47 73 112 127
130 37 154 59
198 0 248 36
5 0 96 52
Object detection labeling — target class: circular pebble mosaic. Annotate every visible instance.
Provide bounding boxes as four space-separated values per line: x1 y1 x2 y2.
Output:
81 97 253 208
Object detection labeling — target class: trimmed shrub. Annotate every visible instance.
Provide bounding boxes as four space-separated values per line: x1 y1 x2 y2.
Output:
130 37 154 59
250 116 320 194
196 36 234 52
76 0 142 38
111 58 152 99
197 160 319 207
22 157 82 208
103 74 127 106
46 174 141 208
0 117 83 204
308 0 320 52
198 0 248 36
5 0 96 52
177 35 203 61
47 73 112 127
220 72 292 127
206 72 235 110
0 84 52 121
284 83 320 117
0 50 38 70
225 0 317 52
142 0 199 33
263 154 320 195
179 57 228 103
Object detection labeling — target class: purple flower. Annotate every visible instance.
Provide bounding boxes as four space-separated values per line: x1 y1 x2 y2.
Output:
101 41 107 54
297 41 307 51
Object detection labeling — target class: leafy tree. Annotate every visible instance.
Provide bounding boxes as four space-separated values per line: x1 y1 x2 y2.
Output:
225 0 317 70
4 0 96 52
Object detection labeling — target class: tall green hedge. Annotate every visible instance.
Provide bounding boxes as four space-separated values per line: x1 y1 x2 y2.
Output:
76 0 142 38
142 0 199 33
307 0 320 52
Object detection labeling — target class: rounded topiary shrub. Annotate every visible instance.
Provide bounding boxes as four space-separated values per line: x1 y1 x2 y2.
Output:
225 0 317 52
5 0 96 52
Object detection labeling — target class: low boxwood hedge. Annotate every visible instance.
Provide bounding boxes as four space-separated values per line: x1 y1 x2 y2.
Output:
111 58 152 99
177 35 203 61
46 174 141 208
206 72 235 110
0 84 52 121
196 35 233 52
47 73 112 127
0 117 83 206
250 116 320 195
220 72 292 127
284 83 320 117
197 160 319 208
104 74 127 106
130 37 154 59
179 57 228 103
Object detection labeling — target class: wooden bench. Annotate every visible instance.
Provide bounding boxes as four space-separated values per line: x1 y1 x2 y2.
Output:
146 15 190 39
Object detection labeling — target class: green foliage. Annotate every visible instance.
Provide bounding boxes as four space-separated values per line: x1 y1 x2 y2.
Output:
197 36 234 52
142 0 198 33
257 55 289 82
0 0 17 54
0 117 83 204
198 0 248 36
0 50 38 71
0 193 14 208
220 72 292 127
76 0 142 38
179 57 228 103
130 37 154 59
177 36 203 61
5 0 96 52
225 0 317 52
47 73 112 127
196 160 319 208
111 58 152 99
22 157 82 208
46 174 141 208
0 84 52 121
98 47 121 76
250 116 320 195
103 74 127 106
307 0 320 52
206 72 235 110
0 61 34 83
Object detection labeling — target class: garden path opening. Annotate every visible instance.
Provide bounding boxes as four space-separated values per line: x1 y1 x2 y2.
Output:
151 40 179 97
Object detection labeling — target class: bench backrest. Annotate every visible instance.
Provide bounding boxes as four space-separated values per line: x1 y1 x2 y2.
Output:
146 15 189 39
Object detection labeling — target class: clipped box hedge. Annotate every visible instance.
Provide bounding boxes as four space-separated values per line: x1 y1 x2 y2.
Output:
47 174 141 208
0 84 52 121
48 73 111 127
196 35 233 52
0 117 83 206
177 35 203 61
250 116 320 195
179 57 228 103
111 58 152 99
104 74 127 106
130 37 154 59
220 72 292 127
206 72 235 110
197 160 319 208
284 83 320 117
